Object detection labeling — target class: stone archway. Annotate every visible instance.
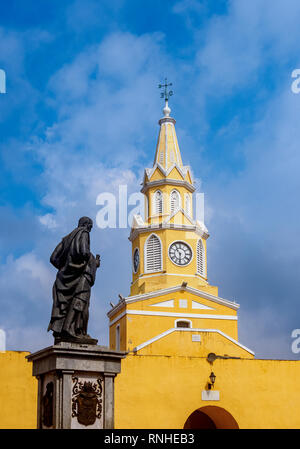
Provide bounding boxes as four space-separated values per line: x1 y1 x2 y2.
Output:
183 406 239 429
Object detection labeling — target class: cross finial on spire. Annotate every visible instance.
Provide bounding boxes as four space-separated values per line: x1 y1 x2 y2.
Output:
158 78 173 102
158 78 173 117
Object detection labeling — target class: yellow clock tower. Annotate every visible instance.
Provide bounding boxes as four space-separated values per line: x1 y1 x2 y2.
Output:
108 90 253 359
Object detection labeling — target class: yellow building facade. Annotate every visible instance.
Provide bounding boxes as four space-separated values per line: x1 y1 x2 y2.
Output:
108 100 300 429
1 100 300 429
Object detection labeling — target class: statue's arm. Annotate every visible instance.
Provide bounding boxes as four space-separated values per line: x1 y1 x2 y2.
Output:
50 241 63 269
79 231 91 260
96 254 100 268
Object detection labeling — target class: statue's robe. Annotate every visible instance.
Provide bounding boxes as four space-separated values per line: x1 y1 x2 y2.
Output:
47 226 98 336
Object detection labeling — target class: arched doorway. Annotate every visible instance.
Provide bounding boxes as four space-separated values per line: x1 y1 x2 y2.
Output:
184 406 239 429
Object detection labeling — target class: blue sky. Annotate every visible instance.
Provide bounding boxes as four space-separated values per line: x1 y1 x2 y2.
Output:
1 0 300 358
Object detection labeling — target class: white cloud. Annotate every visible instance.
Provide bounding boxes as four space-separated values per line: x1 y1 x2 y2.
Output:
39 213 58 229
0 252 52 303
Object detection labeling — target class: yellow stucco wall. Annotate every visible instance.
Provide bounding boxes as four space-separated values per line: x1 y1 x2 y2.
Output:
134 329 252 358
0 346 300 429
0 351 37 429
114 354 300 429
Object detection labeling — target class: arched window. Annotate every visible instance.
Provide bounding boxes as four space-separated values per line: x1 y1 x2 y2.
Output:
185 193 191 216
176 320 191 328
145 234 162 273
154 190 163 215
170 190 180 214
197 239 206 277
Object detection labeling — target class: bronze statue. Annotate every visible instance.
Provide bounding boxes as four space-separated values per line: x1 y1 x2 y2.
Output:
47 217 100 344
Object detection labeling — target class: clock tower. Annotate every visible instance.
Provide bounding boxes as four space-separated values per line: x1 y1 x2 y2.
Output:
128 94 213 298
108 86 250 358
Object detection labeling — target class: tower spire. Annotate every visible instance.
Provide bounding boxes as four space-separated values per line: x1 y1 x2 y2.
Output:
153 79 185 170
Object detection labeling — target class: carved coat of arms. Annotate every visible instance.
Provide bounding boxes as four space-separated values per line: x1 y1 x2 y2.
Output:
72 377 103 426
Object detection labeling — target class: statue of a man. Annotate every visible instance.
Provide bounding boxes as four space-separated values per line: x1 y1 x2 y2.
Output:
47 217 100 344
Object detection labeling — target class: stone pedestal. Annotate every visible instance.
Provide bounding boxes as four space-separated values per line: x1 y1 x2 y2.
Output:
26 342 126 429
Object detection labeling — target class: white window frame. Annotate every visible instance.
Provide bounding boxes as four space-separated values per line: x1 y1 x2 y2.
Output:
153 190 163 215
144 233 163 273
197 238 206 277
170 189 181 214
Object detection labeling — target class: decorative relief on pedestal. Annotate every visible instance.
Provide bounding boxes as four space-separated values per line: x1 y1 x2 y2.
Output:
72 376 103 426
42 382 54 428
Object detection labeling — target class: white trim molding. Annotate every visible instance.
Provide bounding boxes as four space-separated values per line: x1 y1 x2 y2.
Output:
150 299 174 308
129 221 209 242
144 232 163 273
131 272 206 288
153 189 163 215
141 178 195 194
132 327 255 356
107 284 239 318
170 189 181 214
175 319 192 328
109 309 237 327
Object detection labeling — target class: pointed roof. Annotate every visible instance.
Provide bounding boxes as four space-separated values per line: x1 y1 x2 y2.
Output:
153 101 183 170
143 100 194 188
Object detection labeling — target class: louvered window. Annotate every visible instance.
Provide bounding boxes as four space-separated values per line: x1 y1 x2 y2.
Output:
170 150 175 163
154 190 163 215
145 234 162 272
159 151 164 165
197 239 206 277
170 190 180 214
185 194 191 216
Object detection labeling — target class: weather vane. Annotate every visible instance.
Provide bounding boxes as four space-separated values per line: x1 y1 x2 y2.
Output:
158 78 173 102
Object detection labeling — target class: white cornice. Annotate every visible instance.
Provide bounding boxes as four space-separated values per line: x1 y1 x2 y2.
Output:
158 116 176 126
130 273 207 289
141 178 195 194
144 162 192 184
107 284 239 318
109 310 237 327
129 222 209 242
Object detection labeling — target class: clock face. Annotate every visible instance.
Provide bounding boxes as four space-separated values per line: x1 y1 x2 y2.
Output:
133 248 140 273
169 241 192 266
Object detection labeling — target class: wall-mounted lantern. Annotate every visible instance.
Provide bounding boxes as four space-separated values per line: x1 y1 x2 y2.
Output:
208 371 216 390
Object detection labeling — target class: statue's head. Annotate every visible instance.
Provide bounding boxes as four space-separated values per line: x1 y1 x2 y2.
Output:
78 216 93 232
